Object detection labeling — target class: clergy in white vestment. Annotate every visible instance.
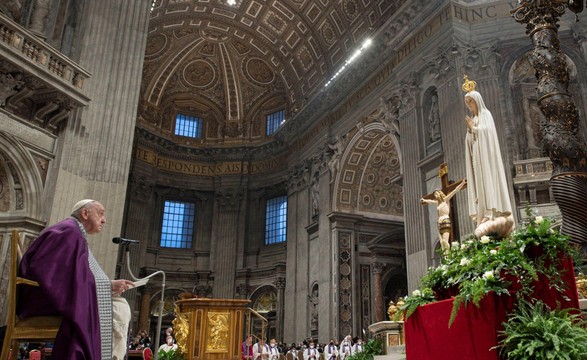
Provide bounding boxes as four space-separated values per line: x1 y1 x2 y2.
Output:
339 336 352 360
351 339 364 355
286 345 299 360
253 339 270 360
268 339 280 360
303 340 319 360
324 339 338 360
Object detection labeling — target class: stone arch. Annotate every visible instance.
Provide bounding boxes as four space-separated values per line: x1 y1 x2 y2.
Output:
333 122 403 217
249 285 278 340
148 287 190 337
382 271 407 317
0 131 44 223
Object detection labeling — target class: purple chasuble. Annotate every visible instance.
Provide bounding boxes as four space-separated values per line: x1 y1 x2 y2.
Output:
18 218 102 360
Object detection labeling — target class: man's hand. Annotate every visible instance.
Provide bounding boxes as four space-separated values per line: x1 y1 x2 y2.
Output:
112 279 134 295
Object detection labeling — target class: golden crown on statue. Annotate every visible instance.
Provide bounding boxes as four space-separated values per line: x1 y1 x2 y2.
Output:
461 75 477 93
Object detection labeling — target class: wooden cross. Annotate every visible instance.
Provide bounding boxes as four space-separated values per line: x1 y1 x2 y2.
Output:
421 162 467 242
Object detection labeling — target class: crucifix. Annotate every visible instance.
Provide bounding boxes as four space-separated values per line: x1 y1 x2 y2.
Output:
420 162 467 250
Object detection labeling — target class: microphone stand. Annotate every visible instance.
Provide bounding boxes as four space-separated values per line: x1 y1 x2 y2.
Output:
122 244 166 360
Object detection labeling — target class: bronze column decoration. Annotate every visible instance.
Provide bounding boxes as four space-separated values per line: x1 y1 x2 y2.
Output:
512 1 587 247
372 262 386 323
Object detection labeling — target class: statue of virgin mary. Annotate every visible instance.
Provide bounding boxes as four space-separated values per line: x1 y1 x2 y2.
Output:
462 75 515 238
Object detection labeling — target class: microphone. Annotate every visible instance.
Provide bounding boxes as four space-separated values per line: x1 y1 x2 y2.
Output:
112 237 140 245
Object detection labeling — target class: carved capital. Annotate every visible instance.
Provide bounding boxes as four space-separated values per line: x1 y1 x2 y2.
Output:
274 277 286 290
398 72 419 113
372 262 385 275
373 94 401 137
287 162 310 192
310 146 330 175
235 283 249 298
216 188 243 210
129 175 155 201
194 284 212 297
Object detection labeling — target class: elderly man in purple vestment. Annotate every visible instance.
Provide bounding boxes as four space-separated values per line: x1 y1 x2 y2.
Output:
18 199 134 360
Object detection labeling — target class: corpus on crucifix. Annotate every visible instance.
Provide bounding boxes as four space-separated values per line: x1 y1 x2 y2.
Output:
420 163 467 253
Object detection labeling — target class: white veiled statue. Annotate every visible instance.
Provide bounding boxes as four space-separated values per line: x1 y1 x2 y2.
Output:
462 76 514 238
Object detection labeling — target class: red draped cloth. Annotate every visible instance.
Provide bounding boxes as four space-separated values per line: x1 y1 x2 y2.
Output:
405 254 579 360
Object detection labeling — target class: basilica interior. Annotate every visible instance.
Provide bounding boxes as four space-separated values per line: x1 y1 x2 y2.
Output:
1 0 586 345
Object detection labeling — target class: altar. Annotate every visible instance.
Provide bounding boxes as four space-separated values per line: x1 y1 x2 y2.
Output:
175 298 250 360
404 254 579 360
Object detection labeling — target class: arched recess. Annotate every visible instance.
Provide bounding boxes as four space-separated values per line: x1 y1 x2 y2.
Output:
333 122 403 217
0 131 45 225
249 285 277 341
382 272 407 317
148 287 190 337
308 282 319 339
0 131 46 327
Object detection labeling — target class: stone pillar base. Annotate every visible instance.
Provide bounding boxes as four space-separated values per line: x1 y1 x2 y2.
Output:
368 321 405 355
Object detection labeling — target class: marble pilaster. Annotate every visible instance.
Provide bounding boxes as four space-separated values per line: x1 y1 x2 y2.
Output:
372 262 385 323
45 0 150 277
211 188 243 298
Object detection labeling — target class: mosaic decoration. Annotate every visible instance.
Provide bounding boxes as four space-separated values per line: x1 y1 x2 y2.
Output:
338 231 353 336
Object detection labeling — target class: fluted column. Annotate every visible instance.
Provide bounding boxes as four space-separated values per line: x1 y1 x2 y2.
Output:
211 188 243 298
372 262 385 323
119 173 155 316
274 277 286 341
45 0 150 277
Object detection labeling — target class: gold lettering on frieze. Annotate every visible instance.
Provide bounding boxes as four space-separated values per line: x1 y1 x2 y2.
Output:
451 1 519 23
206 312 230 353
135 147 286 176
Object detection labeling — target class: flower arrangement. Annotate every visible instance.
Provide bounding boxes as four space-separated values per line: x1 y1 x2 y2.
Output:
396 213 579 326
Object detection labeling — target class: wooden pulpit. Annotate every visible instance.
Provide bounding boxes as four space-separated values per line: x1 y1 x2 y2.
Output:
175 298 250 360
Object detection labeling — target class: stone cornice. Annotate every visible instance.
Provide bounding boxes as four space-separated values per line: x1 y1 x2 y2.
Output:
135 127 287 161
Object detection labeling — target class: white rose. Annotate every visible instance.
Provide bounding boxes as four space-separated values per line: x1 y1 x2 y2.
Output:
451 242 460 249
460 243 468 250
535 216 544 224
412 289 422 297
460 258 471 266
480 235 491 244
483 271 495 280
490 249 497 255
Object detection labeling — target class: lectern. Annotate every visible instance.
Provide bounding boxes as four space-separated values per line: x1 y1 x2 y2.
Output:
175 298 250 360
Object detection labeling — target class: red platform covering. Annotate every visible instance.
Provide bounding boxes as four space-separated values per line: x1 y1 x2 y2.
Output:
404 255 579 360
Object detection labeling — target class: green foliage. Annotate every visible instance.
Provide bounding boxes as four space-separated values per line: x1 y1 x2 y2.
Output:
398 214 576 327
395 288 435 321
157 349 185 360
345 339 384 360
498 300 587 360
